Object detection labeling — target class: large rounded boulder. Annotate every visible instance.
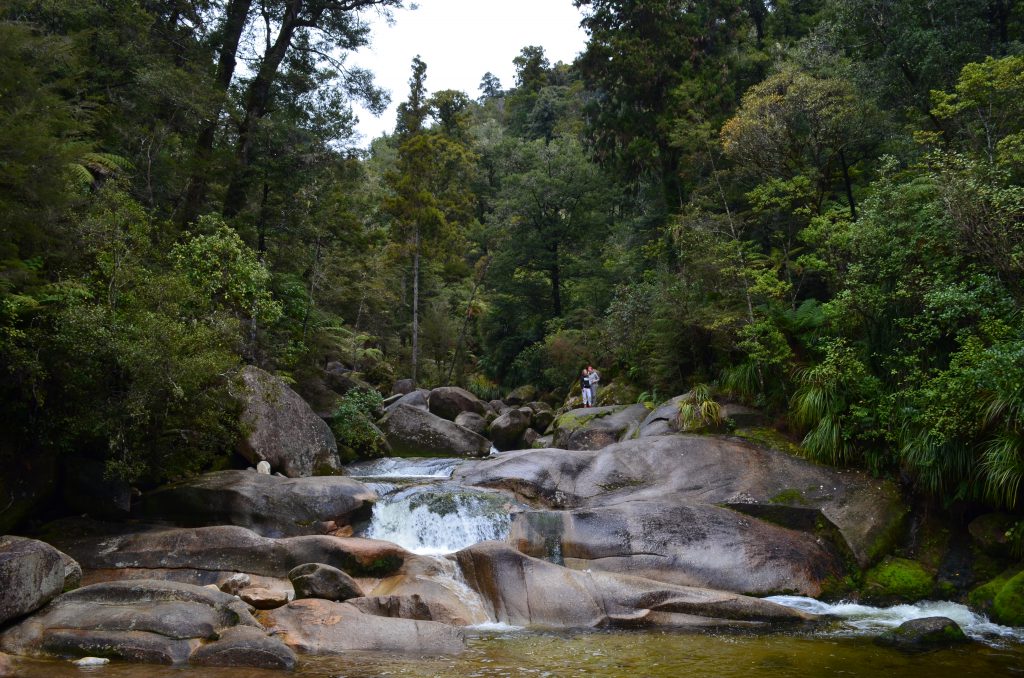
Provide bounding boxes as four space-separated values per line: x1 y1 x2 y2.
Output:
237 365 342 477
488 409 532 451
379 404 491 457
0 536 65 626
134 470 377 537
427 387 488 421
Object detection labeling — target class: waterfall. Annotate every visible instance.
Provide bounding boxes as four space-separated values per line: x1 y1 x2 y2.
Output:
362 485 515 555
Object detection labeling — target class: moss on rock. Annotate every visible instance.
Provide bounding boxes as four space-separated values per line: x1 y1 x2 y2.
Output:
863 557 934 604
992 569 1024 627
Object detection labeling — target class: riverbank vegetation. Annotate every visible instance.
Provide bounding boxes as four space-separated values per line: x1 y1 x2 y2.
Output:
1 1 1023 520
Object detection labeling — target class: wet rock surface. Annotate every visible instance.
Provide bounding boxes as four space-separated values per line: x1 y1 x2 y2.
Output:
289 562 363 601
875 616 971 652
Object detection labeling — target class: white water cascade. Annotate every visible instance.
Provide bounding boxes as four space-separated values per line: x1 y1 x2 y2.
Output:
362 485 515 555
767 596 1024 644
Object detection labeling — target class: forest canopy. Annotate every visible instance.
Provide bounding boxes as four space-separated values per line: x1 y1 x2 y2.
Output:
2 0 1023 515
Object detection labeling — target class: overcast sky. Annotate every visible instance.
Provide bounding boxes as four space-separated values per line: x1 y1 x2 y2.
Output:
348 0 589 145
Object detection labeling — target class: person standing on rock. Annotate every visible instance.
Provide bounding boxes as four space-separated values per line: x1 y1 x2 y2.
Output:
587 365 600 405
580 368 593 407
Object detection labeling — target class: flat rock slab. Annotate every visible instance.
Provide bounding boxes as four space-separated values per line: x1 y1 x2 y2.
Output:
0 580 294 669
259 598 466 655
454 541 816 629
134 470 377 537
457 434 905 568
510 501 845 596
41 519 408 579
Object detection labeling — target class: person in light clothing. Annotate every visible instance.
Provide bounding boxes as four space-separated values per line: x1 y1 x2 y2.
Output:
587 365 600 405
580 368 592 407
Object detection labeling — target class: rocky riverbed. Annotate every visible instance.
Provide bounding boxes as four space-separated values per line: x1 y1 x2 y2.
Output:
2 379 1022 673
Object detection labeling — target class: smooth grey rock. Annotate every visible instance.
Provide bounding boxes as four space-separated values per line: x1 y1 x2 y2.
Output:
385 389 430 413
379 404 491 458
0 580 265 666
0 536 64 626
488 409 532 451
510 501 844 596
457 435 906 569
504 385 537 406
134 470 377 537
454 411 487 435
288 563 362 601
189 625 296 669
551 405 649 450
41 519 408 579
260 599 466 654
455 541 816 629
428 387 488 421
237 365 342 477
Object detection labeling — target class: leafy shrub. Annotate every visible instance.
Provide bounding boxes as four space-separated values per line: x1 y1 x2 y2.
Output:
332 388 386 460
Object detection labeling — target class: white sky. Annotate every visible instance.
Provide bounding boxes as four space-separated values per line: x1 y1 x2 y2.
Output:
349 0 589 145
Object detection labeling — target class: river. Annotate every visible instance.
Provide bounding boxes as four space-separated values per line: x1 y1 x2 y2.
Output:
5 455 1023 677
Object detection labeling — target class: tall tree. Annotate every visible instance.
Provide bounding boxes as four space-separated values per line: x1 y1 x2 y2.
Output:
222 0 399 217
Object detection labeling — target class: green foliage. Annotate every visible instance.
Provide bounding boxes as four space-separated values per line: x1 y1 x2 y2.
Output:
992 570 1024 627
677 384 723 431
331 388 386 461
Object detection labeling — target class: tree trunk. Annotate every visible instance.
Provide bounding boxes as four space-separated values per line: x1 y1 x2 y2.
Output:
411 228 421 386
223 0 311 217
180 0 253 225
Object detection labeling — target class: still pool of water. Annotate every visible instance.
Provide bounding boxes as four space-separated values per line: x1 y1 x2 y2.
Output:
6 628 1023 678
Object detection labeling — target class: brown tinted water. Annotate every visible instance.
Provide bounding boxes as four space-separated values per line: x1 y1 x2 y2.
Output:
6 628 1023 678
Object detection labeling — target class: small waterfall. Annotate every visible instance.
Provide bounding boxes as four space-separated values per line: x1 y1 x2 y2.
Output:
767 596 1024 643
346 457 461 479
362 485 517 555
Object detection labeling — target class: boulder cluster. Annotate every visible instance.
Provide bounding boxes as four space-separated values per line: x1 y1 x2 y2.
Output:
0 374 1003 670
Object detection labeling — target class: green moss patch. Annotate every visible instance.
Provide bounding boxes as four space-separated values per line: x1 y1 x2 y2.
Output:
769 489 809 506
732 427 803 457
863 557 934 604
992 569 1024 627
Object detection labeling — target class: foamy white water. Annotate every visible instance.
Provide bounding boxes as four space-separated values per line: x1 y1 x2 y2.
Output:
362 486 515 555
767 595 1024 643
346 457 461 479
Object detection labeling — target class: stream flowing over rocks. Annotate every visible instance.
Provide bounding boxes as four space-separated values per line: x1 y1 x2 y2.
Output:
2 405 1022 672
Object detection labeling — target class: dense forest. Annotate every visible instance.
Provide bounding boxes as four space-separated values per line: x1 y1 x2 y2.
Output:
1 0 1023 527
